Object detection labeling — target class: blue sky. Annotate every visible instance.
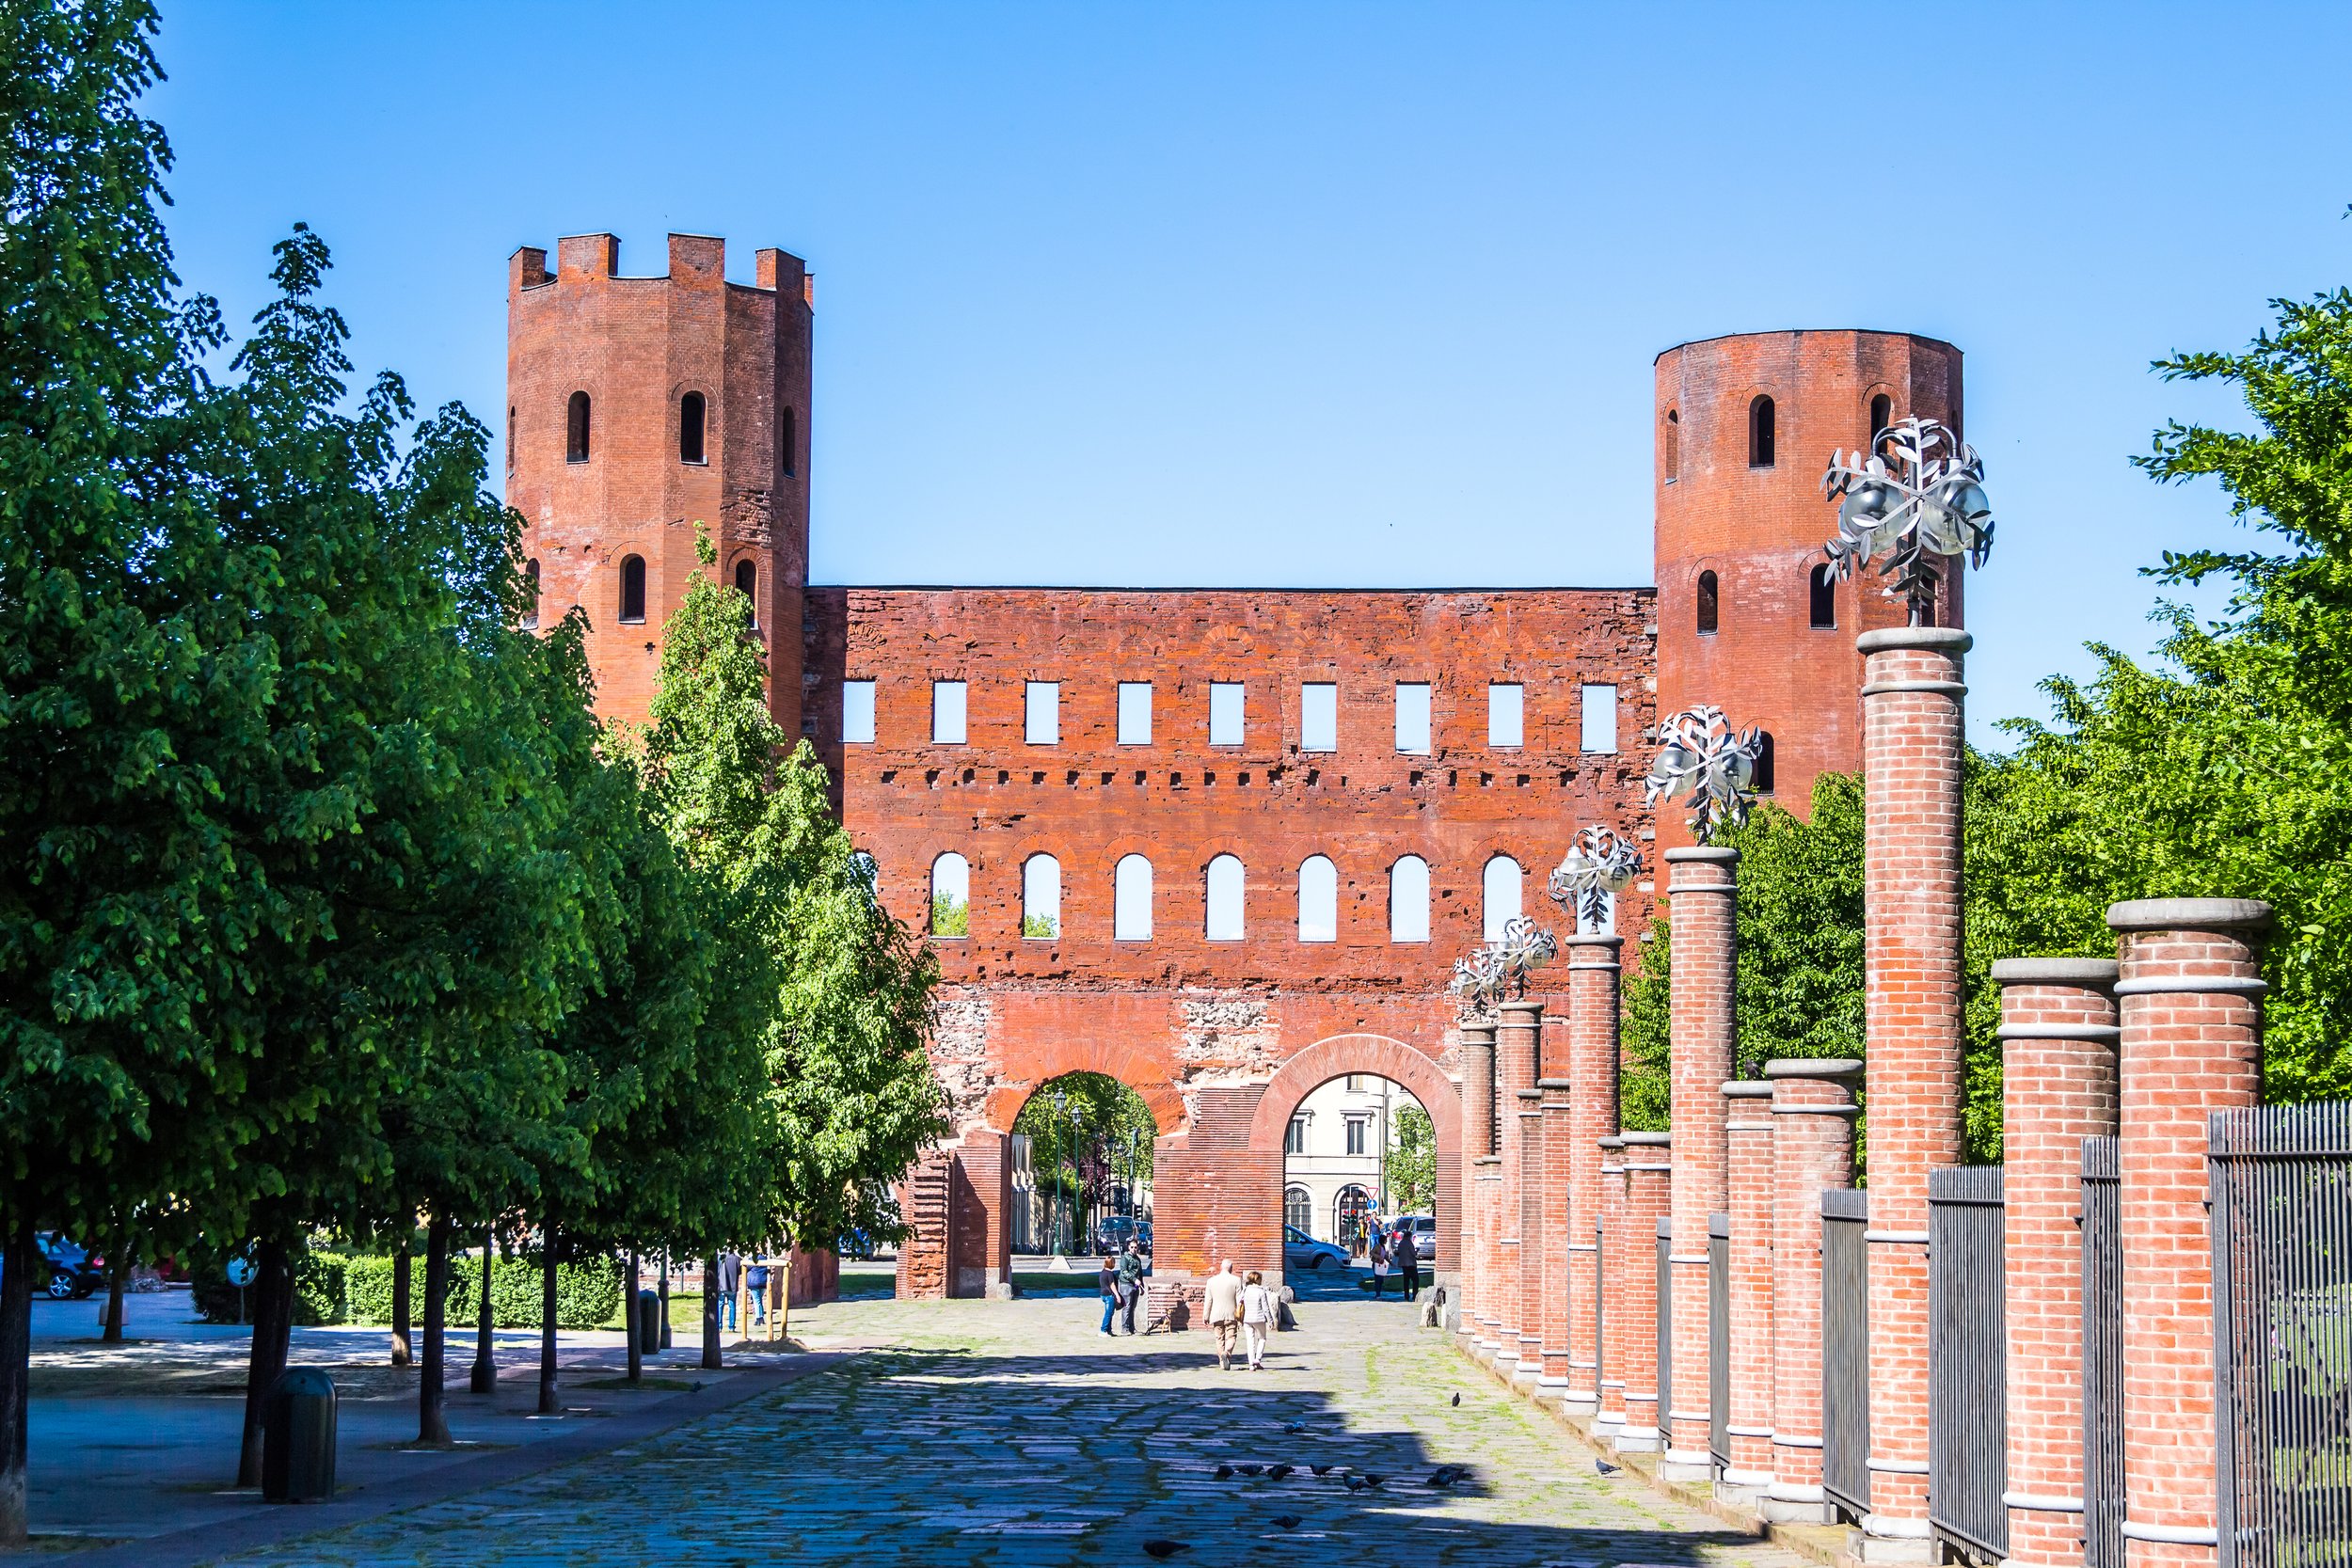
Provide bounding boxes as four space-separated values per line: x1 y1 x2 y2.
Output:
147 3 2352 743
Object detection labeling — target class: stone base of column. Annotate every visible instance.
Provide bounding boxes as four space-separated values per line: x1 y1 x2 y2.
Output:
1660 1448 1715 1484
1613 1417 1662 1453
1532 1375 1570 1405
1760 1483 1836 1526
1592 1413 1625 1447
1715 1470 1771 1510
1852 1514 1937 1563
984 1281 1014 1301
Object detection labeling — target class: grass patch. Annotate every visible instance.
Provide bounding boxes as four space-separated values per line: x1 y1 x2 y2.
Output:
576 1375 703 1391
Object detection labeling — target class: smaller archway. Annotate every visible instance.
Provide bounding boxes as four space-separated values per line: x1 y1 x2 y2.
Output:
1010 1070 1158 1258
1389 855 1429 942
1022 853 1061 940
1114 854 1152 940
1482 854 1523 940
1205 853 1245 942
1297 854 1337 942
930 852 970 938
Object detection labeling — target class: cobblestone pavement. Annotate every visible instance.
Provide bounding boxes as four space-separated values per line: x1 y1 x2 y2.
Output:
212 1281 1807 1567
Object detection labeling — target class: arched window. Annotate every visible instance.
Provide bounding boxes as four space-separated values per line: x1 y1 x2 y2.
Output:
1389 855 1429 943
1284 1185 1313 1235
566 390 591 463
1749 394 1775 467
1205 854 1245 942
680 391 707 464
1809 562 1836 628
930 853 969 938
1662 407 1679 483
1022 854 1061 940
1753 730 1776 795
618 555 646 625
1482 854 1523 941
1297 855 1337 943
1696 569 1719 635
734 558 757 626
521 558 540 630
1869 392 1892 449
782 405 797 478
849 850 878 893
1115 854 1152 941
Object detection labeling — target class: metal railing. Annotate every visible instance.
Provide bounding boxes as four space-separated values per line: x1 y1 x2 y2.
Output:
1709 1210 1730 1470
2082 1134 2123 1568
1929 1164 2009 1562
1823 1186 1871 1520
1657 1215 1674 1425
2211 1101 2352 1568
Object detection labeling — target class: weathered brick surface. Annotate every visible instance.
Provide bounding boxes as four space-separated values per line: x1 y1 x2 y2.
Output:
1666 847 1737 1474
1563 937 1621 1413
1995 958 2119 1566
1615 1132 1672 1453
1859 629 1970 1545
1765 1058 1859 1523
1652 331 1963 855
1456 1023 1496 1345
1496 998 1543 1370
1722 1080 1776 1497
1537 1073 1575 1389
1594 1136 1630 1443
2109 901 2269 1568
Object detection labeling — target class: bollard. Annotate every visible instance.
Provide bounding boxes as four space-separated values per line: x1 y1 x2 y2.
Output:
262 1368 338 1503
636 1289 661 1355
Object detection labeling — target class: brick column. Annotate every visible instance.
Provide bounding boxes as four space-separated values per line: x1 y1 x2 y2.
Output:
1564 935 1622 1415
1616 1130 1672 1453
1516 1088 1546 1379
1719 1079 1775 1507
1495 996 1543 1375
1665 845 1738 1482
1537 1073 1575 1398
2109 898 2268 1568
1473 1158 1503 1359
1997 958 2121 1567
1457 1022 1496 1348
1594 1135 1630 1446
1858 626 1971 1559
1764 1057 1861 1525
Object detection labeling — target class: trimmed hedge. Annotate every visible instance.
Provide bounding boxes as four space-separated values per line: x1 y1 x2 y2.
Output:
193 1250 349 1325
195 1251 622 1330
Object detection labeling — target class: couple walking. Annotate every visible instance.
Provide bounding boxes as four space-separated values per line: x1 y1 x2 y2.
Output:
1096 1240 1148 1335
1202 1259 1279 1371
1367 1226 1422 1302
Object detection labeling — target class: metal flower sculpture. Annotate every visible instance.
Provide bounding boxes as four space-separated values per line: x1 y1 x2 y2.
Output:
1820 416 1994 625
1448 916 1558 1014
1547 825 1645 932
1644 705 1763 841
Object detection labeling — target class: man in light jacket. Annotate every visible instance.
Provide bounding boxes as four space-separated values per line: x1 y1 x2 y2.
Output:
1203 1259 1245 1371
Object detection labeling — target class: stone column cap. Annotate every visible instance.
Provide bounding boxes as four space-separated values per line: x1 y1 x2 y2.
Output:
1458 1024 1498 1041
1618 1130 1672 1147
1764 1057 1864 1079
2106 896 2272 933
1498 996 1546 1016
1856 626 1974 655
1564 933 1625 951
1990 956 2119 986
1536 1077 1574 1090
1516 1087 1545 1101
1597 1134 1626 1149
1721 1080 1773 1098
1663 846 1739 864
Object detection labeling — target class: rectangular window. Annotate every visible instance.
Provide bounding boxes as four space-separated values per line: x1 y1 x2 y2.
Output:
843 680 876 744
1345 1074 1366 1093
1118 682 1152 745
932 680 967 745
1285 1117 1306 1156
1025 681 1059 745
1580 684 1618 753
1210 682 1245 747
1344 1117 1368 1156
1301 682 1337 752
1394 682 1431 753
1488 683 1523 748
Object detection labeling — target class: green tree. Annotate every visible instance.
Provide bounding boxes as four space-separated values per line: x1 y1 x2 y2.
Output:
1387 1104 1437 1215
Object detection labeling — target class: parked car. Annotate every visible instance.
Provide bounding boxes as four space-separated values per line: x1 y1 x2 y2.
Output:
35 1233 104 1300
1392 1214 1437 1262
1282 1224 1349 1273
1092 1215 1152 1257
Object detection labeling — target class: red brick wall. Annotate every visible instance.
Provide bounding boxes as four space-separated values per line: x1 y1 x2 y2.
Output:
1596 1137 1630 1438
1652 330 1963 850
1666 846 1737 1473
1616 1131 1672 1451
1722 1080 1776 1496
1563 936 1622 1412
1765 1059 1860 1522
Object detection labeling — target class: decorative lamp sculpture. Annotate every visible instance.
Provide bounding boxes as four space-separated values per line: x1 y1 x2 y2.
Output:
1820 415 1994 625
1547 826 1644 934
1450 916 1558 1014
1644 704 1763 841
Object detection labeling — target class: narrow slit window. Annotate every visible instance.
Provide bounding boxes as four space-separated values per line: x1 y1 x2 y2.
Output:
1205 854 1245 942
843 680 876 744
781 406 798 478
1297 855 1338 943
1696 569 1719 635
1663 407 1679 483
1580 684 1618 753
930 853 969 938
1210 682 1244 747
617 555 646 624
1301 682 1337 752
1809 562 1836 628
1025 681 1059 745
1115 854 1152 940
521 559 540 630
1753 730 1776 795
734 558 757 626
1118 682 1152 745
566 390 591 463
1749 394 1775 467
1482 855 1523 941
506 406 516 474
680 391 707 464
1869 392 1892 449
1390 855 1430 942
1394 683 1431 754
931 681 967 744
1488 683 1523 748
1022 854 1060 940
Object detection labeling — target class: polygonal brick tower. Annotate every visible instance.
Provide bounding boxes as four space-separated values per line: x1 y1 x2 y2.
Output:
505 232 813 735
1650 330 1963 849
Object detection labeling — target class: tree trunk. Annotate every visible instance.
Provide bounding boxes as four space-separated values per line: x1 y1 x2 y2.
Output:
537 1233 559 1416
700 1254 722 1370
776 1248 792 1345
100 1229 128 1343
389 1236 411 1367
418 1218 452 1445
624 1251 641 1385
469 1227 496 1394
235 1237 294 1487
657 1253 672 1351
1 1219 36 1547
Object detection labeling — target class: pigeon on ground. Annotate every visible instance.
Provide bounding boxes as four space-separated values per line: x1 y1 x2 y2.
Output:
1264 1464 1294 1481
1237 1463 1263 1476
1272 1514 1303 1529
1363 1473 1386 1489
1596 1459 1622 1476
1343 1475 1369 1492
1311 1464 1337 1476
1450 1391 1461 1406
1425 1465 1462 1487
1214 1464 1234 1480
1143 1543 1191 1560
1283 1421 1306 1434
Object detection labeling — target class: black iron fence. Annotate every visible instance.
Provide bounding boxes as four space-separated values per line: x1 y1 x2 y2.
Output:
1823 1186 1871 1520
1929 1164 2009 1562
1657 1215 1673 1431
2082 1134 2123 1568
2211 1101 2352 1568
1710 1210 1730 1471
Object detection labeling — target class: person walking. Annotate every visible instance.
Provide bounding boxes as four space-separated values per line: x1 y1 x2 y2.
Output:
744 1257 769 1328
1368 1230 1391 1299
1116 1240 1146 1335
1097 1256 1120 1335
716 1251 742 1334
1396 1224 1422 1303
1240 1270 1277 1370
1204 1259 1245 1370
